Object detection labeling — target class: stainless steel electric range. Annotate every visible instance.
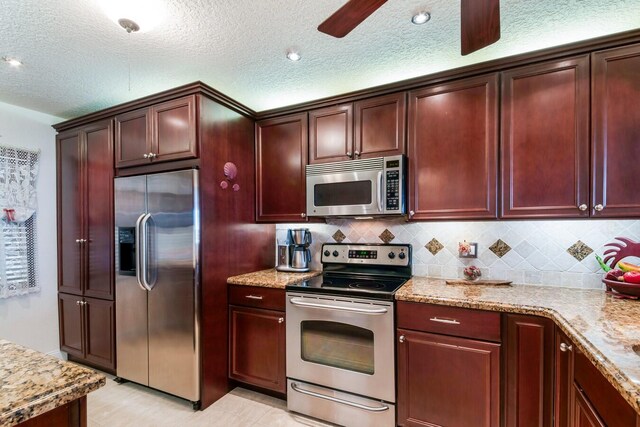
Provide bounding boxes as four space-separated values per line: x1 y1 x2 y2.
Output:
285 243 412 427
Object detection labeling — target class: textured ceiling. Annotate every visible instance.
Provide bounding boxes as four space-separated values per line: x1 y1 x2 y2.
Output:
1 0 639 119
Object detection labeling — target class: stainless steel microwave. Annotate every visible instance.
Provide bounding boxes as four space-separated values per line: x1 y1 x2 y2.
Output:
306 155 406 217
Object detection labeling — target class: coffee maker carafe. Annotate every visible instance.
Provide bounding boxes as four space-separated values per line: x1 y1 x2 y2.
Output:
276 228 312 272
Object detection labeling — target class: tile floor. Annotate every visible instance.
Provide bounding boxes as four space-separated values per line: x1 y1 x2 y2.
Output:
88 375 333 427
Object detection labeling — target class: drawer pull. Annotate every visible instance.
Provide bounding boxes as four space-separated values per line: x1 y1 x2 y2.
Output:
560 342 573 352
278 317 284 324
429 317 460 325
245 295 263 300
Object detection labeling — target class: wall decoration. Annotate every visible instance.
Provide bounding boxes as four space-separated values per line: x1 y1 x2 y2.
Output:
0 145 40 298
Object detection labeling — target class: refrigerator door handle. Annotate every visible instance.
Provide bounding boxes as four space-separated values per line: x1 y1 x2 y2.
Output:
135 213 148 292
137 213 153 291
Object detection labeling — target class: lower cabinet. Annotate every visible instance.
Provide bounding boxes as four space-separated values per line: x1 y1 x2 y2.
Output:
58 293 115 373
228 289 286 394
396 302 501 427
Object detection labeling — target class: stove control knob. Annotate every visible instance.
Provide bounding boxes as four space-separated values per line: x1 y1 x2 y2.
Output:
399 252 406 260
324 250 330 257
333 250 339 257
388 252 396 259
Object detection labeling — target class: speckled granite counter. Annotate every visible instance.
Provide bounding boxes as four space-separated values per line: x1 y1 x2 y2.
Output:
396 277 640 415
0 340 105 426
227 268 322 289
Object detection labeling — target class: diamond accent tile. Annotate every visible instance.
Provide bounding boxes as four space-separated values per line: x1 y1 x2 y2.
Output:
489 239 511 258
425 238 444 255
379 229 395 244
332 229 346 243
567 240 593 261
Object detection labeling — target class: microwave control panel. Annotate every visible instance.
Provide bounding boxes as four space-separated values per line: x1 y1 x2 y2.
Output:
384 157 404 212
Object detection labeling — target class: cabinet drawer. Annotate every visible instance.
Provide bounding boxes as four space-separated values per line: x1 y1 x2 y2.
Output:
229 285 285 311
397 301 501 342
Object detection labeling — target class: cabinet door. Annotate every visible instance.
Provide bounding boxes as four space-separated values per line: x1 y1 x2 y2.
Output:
256 113 308 222
83 121 114 300
354 92 406 159
309 104 353 164
504 314 555 427
408 74 499 220
115 107 151 168
555 329 575 427
501 56 590 218
592 43 640 217
229 306 286 393
572 386 605 427
397 329 500 427
59 293 84 358
57 131 83 295
84 297 116 372
151 95 198 163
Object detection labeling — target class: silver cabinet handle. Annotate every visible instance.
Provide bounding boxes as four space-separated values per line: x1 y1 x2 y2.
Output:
579 204 588 211
560 342 573 352
290 297 388 315
399 335 405 343
409 210 415 218
245 295 263 300
143 153 149 159
278 317 284 324
290 382 389 413
594 204 604 212
354 150 361 158
346 151 352 158
76 300 81 305
300 213 306 218
75 239 81 243
150 152 157 158
430 317 460 325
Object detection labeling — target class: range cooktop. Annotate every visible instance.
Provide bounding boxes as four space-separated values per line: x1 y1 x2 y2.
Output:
285 243 412 301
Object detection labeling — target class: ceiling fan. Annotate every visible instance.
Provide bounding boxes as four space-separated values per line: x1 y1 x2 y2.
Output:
317 0 501 56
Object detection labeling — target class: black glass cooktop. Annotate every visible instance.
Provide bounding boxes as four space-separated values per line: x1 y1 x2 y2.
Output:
286 273 408 301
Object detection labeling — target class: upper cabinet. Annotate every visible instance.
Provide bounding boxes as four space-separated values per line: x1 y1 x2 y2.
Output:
408 74 499 220
309 92 406 164
501 56 590 219
57 120 114 299
255 113 309 222
115 95 197 168
592 43 640 217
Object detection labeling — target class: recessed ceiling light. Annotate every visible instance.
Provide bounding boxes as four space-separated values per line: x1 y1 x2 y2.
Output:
411 11 431 25
286 51 301 62
2 57 23 67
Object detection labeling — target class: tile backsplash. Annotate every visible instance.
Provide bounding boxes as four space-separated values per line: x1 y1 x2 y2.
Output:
276 219 640 289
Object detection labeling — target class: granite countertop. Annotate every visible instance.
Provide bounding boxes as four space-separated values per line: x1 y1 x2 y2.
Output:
396 277 640 415
227 268 322 289
0 340 105 427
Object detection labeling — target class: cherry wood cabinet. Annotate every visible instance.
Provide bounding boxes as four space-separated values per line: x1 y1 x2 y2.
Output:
309 93 406 164
408 74 499 220
57 120 114 300
501 56 590 219
17 396 87 427
58 295 115 373
504 314 555 427
555 329 574 427
255 113 308 222
228 286 286 394
572 386 605 427
592 43 640 217
115 95 197 168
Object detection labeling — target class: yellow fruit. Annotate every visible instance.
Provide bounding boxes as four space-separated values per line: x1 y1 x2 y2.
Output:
617 261 640 273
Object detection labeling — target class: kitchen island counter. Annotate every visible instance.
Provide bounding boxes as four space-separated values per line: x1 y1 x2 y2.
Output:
227 268 321 289
0 340 105 427
396 277 640 415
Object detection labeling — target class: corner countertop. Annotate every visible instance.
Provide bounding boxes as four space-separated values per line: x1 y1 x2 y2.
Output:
0 340 105 427
396 277 640 415
227 268 322 289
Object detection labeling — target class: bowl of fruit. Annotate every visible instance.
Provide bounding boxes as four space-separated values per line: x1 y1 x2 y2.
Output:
601 261 640 298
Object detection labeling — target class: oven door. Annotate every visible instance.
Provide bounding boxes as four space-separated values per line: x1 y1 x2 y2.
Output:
286 293 395 403
306 169 383 217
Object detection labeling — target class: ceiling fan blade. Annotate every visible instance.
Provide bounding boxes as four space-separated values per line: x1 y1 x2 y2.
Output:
318 0 388 38
460 0 501 55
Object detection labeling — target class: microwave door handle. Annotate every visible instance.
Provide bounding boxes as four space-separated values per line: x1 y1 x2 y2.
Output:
377 171 384 213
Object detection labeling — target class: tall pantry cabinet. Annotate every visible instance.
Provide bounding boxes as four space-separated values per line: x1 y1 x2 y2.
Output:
57 119 116 373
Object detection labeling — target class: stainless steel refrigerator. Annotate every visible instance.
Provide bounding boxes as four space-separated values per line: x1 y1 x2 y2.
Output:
115 169 200 406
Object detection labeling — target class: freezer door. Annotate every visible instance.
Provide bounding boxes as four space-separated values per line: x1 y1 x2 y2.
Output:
115 175 149 386
146 169 200 401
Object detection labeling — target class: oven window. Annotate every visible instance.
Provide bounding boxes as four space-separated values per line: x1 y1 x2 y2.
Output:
300 320 374 375
314 181 372 206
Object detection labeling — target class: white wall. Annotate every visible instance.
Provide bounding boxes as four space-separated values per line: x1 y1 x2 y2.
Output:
0 101 61 354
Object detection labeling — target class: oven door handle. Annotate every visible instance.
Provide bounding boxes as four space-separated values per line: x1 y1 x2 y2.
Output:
290 382 390 413
289 297 388 315
377 171 384 213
